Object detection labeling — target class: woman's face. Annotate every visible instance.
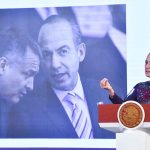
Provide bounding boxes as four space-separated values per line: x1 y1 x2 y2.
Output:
145 53 150 77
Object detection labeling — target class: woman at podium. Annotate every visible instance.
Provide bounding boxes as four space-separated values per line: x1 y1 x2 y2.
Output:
100 53 150 104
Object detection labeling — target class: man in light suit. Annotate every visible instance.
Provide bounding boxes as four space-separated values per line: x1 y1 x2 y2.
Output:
8 15 115 138
0 27 40 137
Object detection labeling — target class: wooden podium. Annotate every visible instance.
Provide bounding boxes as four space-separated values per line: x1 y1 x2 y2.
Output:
98 102 150 150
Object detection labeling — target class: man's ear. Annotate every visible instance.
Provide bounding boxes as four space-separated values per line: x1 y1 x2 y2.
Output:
78 43 86 62
0 57 8 75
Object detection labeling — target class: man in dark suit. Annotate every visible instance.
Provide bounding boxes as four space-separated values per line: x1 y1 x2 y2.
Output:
0 27 40 137
8 15 115 138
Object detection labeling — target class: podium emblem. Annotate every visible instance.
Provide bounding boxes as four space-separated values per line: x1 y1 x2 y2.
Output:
118 101 145 129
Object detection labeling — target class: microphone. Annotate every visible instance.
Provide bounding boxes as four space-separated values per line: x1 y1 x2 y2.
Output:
123 83 139 101
123 81 150 102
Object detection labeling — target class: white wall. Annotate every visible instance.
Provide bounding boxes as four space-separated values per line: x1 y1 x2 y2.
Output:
127 0 150 91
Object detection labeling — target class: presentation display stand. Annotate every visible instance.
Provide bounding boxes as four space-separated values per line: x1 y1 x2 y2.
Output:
98 101 150 150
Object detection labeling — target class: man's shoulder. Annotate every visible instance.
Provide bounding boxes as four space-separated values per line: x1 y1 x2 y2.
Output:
80 76 113 104
80 77 100 92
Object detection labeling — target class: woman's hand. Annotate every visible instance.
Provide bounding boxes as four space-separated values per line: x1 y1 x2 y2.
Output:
100 78 115 98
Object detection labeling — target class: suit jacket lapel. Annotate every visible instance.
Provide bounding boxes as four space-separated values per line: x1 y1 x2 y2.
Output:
81 78 103 138
44 84 78 138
